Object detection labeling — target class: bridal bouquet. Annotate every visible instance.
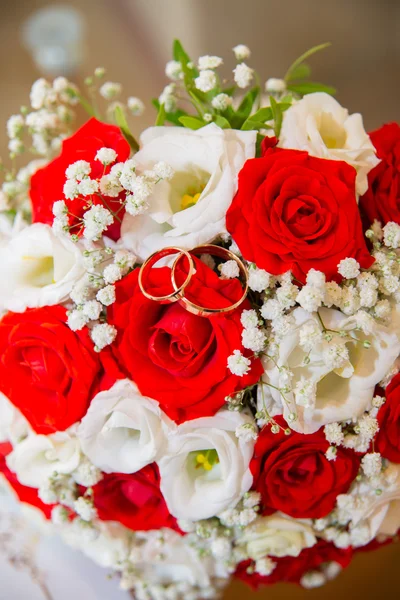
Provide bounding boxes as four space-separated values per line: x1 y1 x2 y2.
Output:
1 40 400 599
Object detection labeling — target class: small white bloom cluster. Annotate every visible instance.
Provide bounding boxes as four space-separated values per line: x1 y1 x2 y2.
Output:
233 63 254 89
240 308 267 353
323 406 380 455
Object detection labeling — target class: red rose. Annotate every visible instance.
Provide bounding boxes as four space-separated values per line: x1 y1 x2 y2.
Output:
108 257 263 423
92 464 177 531
360 123 400 226
251 417 360 519
375 375 400 463
235 541 353 589
226 148 373 283
30 118 130 241
0 306 102 435
0 442 53 519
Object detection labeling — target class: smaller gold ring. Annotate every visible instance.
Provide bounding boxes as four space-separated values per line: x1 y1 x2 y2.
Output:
171 244 249 317
138 247 195 303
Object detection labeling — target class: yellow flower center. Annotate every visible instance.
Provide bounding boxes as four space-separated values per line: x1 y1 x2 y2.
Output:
195 449 219 472
181 192 202 211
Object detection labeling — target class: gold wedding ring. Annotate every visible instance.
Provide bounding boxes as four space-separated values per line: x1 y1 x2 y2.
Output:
138 247 195 302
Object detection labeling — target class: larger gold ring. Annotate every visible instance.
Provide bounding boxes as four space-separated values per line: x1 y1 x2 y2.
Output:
138 247 195 302
171 244 249 317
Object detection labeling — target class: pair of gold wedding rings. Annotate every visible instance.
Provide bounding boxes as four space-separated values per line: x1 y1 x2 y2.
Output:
138 244 248 317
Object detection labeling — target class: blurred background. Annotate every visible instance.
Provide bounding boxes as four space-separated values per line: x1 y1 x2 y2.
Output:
0 0 399 598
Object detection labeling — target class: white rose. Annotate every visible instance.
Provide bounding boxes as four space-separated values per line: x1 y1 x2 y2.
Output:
121 124 256 260
259 306 400 433
132 528 213 588
7 429 80 488
0 223 85 312
78 379 174 474
0 211 27 248
158 410 255 521
239 513 316 560
0 393 30 444
279 93 379 195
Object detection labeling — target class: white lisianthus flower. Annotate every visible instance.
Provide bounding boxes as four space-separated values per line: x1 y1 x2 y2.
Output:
0 393 30 444
121 124 256 260
239 513 317 560
78 379 175 474
258 306 400 434
6 429 80 488
279 92 379 195
130 529 213 588
158 410 255 521
0 223 85 312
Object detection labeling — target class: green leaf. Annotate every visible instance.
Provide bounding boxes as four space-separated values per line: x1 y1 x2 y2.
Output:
230 87 260 129
178 116 204 130
241 119 273 131
114 105 139 152
270 96 283 137
256 133 266 157
287 81 336 96
67 88 96 117
173 39 191 65
155 103 166 126
241 102 291 131
284 42 331 82
286 62 311 82
214 115 231 129
152 99 188 126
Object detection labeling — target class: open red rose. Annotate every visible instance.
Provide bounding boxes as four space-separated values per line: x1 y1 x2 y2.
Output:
226 147 373 283
0 306 102 435
235 541 353 589
375 375 400 463
108 257 263 423
30 118 130 241
360 123 400 227
251 417 360 519
92 464 177 531
0 442 53 519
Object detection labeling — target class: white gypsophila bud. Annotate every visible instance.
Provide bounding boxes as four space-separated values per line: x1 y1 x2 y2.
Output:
338 257 360 279
7 114 24 138
52 215 69 235
350 525 371 548
75 520 99 543
241 327 267 352
103 263 123 284
95 147 117 165
159 84 177 112
63 178 80 200
324 281 342 307
99 174 122 197
153 161 174 181
83 205 114 241
82 300 103 321
261 298 282 320
235 422 258 442
74 496 96 522
296 285 324 312
99 81 122 100
357 414 379 442
198 55 223 70
194 69 217 93
165 60 183 81
51 505 69 526
306 268 326 289
8 139 24 154
294 377 317 409
374 299 391 319
324 423 344 445
78 178 99 197
30 78 51 109
359 286 378 308
238 507 258 526
233 44 251 61
38 482 58 505
241 309 259 329
227 350 251 376
383 222 400 248
114 249 136 273
335 531 351 549
127 96 145 116
299 321 323 352
125 194 150 217
248 267 271 292
52 76 69 92
380 275 400 295
91 323 117 351
233 63 254 88
276 284 299 310
322 343 350 370
52 200 68 217
203 113 212 123
301 572 326 589
265 78 286 94
96 285 116 306
272 314 295 337
73 461 103 487
211 93 232 111
210 537 231 559
325 446 337 461
220 260 240 279
313 518 329 532
255 557 276 576
66 160 91 181
340 286 361 315
218 508 240 527
67 309 88 331
361 452 382 478
242 491 261 509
